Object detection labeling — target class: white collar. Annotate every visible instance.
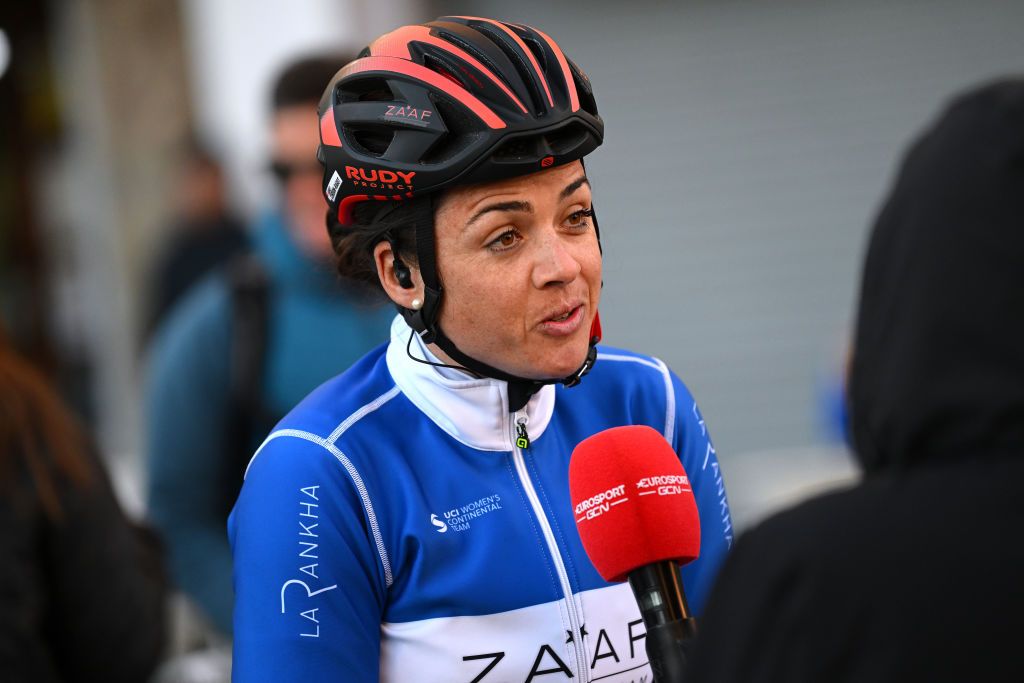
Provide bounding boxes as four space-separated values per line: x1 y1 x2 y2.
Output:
385 315 556 452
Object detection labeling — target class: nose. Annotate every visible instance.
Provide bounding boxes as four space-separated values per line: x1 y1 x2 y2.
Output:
531 231 582 289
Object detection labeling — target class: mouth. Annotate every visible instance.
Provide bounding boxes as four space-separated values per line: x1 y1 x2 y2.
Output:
538 303 586 336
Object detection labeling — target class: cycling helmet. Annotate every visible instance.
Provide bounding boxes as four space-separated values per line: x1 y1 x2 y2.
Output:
318 17 604 409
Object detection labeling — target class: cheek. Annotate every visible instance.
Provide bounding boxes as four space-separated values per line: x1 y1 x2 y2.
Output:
440 260 528 340
580 246 603 298
444 265 505 319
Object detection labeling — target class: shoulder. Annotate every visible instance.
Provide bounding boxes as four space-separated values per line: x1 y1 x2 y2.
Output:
150 274 232 350
553 345 701 444
586 345 698 414
590 345 673 388
145 274 234 382
732 481 872 578
595 345 667 370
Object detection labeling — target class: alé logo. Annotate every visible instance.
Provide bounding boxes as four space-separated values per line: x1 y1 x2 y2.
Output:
430 494 503 533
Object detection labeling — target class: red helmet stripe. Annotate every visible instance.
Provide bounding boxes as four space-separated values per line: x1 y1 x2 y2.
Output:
320 108 342 147
454 16 554 108
369 26 416 59
371 25 527 114
340 56 506 129
531 27 580 112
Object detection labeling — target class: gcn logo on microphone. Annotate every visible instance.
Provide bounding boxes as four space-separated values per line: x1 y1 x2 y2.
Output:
574 484 627 523
636 474 690 498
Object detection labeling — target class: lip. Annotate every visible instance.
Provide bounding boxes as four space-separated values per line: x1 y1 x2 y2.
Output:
537 303 586 337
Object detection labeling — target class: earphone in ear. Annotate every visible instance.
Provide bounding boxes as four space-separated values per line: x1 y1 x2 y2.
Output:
393 256 414 289
385 234 415 290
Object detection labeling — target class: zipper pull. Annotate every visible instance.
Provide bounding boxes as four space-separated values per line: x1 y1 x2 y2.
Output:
515 419 531 450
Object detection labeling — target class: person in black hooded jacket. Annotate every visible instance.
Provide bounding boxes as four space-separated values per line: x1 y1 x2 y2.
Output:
684 78 1024 683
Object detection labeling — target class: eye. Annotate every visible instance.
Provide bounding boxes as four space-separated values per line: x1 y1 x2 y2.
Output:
487 228 522 252
565 207 594 230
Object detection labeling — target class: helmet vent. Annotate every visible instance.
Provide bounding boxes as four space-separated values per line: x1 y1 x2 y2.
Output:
545 122 588 155
350 126 394 156
423 53 467 89
339 76 394 104
419 94 482 164
489 122 590 164
568 60 598 116
470 22 546 114
492 136 538 161
434 29 515 94
520 35 549 73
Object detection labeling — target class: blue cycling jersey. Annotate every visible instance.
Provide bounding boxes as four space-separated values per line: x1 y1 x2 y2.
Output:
230 316 733 682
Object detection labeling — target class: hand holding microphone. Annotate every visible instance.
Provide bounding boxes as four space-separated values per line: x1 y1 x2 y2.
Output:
569 425 701 683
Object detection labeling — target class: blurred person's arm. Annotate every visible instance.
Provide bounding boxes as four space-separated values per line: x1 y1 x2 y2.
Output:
43 446 169 680
145 277 237 635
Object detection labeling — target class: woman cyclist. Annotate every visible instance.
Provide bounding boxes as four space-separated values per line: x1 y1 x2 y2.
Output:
230 16 733 682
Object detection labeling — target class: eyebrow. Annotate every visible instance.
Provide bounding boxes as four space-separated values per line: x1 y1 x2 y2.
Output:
559 175 590 200
464 175 591 229
465 200 532 229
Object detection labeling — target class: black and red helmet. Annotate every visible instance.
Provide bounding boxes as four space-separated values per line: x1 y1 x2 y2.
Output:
317 16 604 224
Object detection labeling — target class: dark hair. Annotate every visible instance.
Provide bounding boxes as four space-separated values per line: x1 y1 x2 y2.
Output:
0 329 92 521
328 196 438 289
271 54 354 112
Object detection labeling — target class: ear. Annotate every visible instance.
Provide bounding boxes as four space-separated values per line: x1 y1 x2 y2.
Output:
373 241 423 308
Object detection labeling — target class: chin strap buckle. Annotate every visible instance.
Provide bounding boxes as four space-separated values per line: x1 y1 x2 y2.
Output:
563 343 598 389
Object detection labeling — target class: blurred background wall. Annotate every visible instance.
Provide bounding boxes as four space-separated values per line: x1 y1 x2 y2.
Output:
2 0 1022 528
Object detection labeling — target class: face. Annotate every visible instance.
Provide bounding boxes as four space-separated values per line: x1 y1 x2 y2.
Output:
177 161 225 224
271 104 332 260
430 160 602 380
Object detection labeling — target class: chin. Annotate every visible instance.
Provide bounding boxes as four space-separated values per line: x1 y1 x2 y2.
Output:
529 342 591 380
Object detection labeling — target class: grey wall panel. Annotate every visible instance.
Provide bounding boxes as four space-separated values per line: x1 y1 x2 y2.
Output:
442 0 1024 458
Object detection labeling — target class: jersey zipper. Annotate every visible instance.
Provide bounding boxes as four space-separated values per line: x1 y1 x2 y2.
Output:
509 411 589 681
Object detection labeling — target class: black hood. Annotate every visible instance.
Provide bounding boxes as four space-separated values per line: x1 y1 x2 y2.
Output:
849 79 1024 475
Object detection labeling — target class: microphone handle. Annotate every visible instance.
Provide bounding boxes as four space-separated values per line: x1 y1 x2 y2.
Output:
628 561 698 683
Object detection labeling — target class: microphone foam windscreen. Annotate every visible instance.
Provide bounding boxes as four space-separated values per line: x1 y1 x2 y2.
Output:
569 425 700 583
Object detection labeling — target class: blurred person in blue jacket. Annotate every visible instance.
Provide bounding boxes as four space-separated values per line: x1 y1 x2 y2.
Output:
144 55 394 637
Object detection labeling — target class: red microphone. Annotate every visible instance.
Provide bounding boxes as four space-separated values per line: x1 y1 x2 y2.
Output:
569 425 700 683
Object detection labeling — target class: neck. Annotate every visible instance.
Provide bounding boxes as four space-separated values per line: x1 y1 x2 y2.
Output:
425 341 462 370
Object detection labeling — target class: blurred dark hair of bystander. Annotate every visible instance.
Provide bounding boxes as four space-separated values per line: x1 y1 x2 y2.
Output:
0 322 169 682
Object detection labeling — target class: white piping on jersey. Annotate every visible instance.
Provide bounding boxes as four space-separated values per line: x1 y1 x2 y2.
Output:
244 387 402 587
509 411 589 681
598 352 677 443
328 385 402 443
